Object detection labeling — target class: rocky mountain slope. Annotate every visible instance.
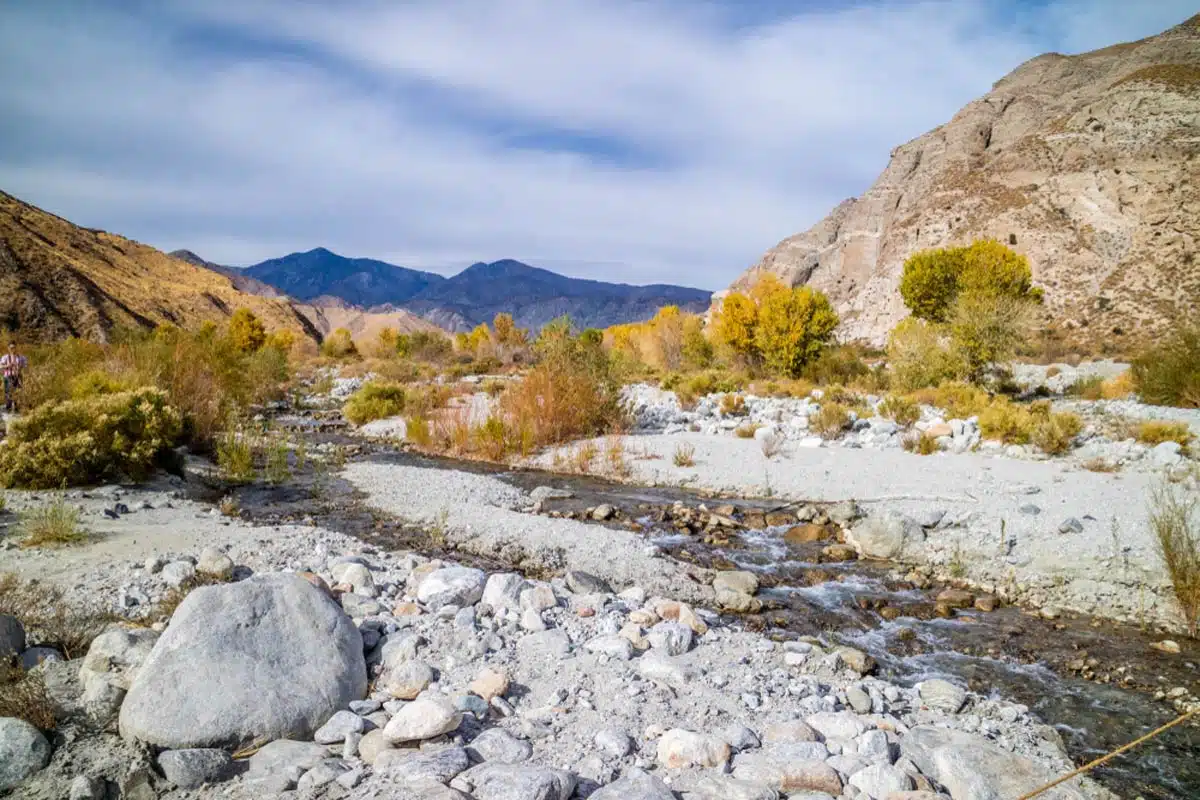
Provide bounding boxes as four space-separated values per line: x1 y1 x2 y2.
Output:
0 191 317 342
168 249 287 299
402 259 712 332
244 248 445 308
292 296 441 340
727 14 1200 348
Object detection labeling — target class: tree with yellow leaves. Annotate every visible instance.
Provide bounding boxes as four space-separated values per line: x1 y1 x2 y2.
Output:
754 284 839 377
711 291 759 367
227 308 266 353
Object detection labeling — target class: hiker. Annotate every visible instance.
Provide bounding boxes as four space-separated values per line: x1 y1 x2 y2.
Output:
1 342 27 413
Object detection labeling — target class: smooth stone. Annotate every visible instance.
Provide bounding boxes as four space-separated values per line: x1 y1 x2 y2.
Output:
0 614 26 656
157 749 233 789
296 758 353 792
647 621 693 656
417 567 487 611
806 712 868 740
245 740 330 788
594 729 634 759
451 762 576 800
0 718 52 792
160 561 196 588
466 728 533 764
656 728 731 769
383 697 463 743
589 767 676 799
584 635 634 661
918 679 967 714
688 774 780 800
314 710 365 744
196 547 234 579
565 571 613 595
384 660 435 700
482 573 529 615
848 763 913 799
375 746 470 785
712 571 759 595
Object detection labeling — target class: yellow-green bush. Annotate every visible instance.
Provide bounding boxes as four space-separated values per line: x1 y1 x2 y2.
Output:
810 402 851 439
1131 324 1200 408
754 285 839 378
910 382 991 419
886 318 966 392
1135 420 1193 450
320 328 359 359
0 387 184 488
948 292 1036 381
978 399 1033 444
900 239 1041 323
343 381 407 425
802 344 871 387
227 308 267 353
878 395 920 427
1031 411 1083 455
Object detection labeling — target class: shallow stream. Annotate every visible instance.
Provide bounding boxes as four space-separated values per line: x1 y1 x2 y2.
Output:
208 431 1198 799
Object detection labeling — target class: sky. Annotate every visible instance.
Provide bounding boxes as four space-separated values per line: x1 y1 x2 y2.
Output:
0 1 1192 290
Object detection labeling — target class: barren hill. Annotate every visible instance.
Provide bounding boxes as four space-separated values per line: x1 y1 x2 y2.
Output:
292 296 441 341
726 15 1200 348
0 191 319 343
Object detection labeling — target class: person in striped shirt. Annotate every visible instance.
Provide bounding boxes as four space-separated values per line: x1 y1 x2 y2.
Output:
1 342 28 413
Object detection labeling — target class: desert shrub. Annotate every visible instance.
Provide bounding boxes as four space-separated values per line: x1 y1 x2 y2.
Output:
0 662 55 731
719 394 745 416
1046 366 1062 378
675 370 745 406
19 500 85 548
811 402 851 439
216 429 255 484
1131 324 1200 408
501 318 623 448
734 423 761 439
320 328 359 359
1149 485 1200 636
900 239 1042 323
754 285 839 378
227 308 266 353
406 415 432 448
344 381 407 425
406 384 454 417
672 442 696 467
948 292 1036 382
474 415 511 462
803 344 870 386
1135 421 1193 450
902 432 940 455
879 395 920 427
922 382 991 419
399 330 454 362
69 370 130 399
978 399 1033 444
0 573 114 658
886 318 966 392
1102 370 1134 400
0 388 184 488
1031 412 1083 455
1066 375 1105 400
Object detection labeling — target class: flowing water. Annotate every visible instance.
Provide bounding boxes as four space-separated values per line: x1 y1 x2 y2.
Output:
211 434 1198 799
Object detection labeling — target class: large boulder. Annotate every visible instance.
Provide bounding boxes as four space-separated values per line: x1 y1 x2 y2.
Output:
0 717 52 792
417 568 487 610
119 573 366 749
901 726 1087 800
451 763 576 800
846 512 923 561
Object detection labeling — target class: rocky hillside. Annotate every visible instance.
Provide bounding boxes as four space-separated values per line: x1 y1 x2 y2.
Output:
293 296 441 340
0 191 318 343
402 259 712 332
168 249 287 299
727 15 1200 348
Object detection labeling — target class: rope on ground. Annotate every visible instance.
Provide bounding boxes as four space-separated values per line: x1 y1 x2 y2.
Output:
1016 707 1198 800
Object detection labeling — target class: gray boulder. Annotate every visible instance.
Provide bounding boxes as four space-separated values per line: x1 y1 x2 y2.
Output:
119 573 366 749
157 749 233 789
0 614 25 656
245 740 331 791
451 762 576 800
565 571 613 595
376 746 470 785
466 728 534 763
847 512 923 560
417 567 487 610
0 717 52 791
589 767 676 799
901 726 1086 800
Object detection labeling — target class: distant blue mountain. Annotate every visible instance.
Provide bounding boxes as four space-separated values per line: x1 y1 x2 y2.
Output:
239 250 712 331
244 247 445 307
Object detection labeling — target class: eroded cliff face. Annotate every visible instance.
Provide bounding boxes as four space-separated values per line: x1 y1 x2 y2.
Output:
727 16 1200 348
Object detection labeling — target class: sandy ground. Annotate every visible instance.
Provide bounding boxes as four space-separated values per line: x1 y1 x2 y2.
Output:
535 433 1189 632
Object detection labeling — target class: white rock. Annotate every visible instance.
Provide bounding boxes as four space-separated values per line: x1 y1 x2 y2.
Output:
656 729 730 769
848 763 913 799
417 567 487 610
0 718 51 792
383 697 463 743
647 621 693 656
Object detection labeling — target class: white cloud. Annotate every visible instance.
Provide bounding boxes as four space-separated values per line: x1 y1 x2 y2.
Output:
0 0 1192 289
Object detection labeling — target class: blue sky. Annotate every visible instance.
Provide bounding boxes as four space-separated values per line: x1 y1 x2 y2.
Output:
0 0 1192 290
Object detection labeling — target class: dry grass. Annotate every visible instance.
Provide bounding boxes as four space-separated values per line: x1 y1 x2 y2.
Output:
672 442 697 467
1149 485 1200 636
1081 457 1118 473
734 423 762 439
1131 324 1200 408
19 501 86 548
218 495 241 517
1135 421 1193 451
0 662 56 731
810 402 851 439
1031 411 1083 455
603 436 631 478
148 573 231 624
719 394 746 416
1112 64 1200 94
0 573 115 659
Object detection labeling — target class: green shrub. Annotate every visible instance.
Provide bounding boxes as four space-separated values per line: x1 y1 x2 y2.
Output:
803 344 870 386
69 370 129 399
948 292 1036 382
320 328 359 359
216 429 255 483
344 381 407 425
1131 324 1200 408
0 388 184 488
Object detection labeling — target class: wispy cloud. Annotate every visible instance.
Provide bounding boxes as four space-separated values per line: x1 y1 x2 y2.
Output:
0 0 1191 289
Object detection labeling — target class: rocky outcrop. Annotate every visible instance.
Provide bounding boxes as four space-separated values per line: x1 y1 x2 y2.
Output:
725 15 1200 349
